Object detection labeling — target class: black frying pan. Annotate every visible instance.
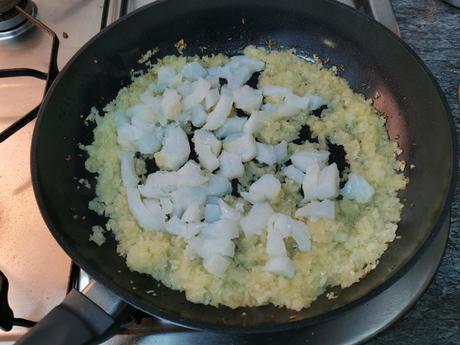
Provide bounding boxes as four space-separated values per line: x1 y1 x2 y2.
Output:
17 0 456 344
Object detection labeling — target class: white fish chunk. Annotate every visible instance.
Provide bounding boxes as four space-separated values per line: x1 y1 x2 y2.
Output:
270 104 301 119
117 124 137 149
219 151 244 179
307 94 326 111
159 197 174 215
183 78 211 110
154 125 190 171
262 85 325 112
255 142 276 165
191 104 207 128
176 160 209 187
210 56 264 89
126 187 165 231
223 133 257 162
184 237 201 260
262 85 291 98
193 130 222 172
207 196 220 204
129 109 163 150
215 117 247 139
260 103 278 112
134 125 164 154
291 149 330 172
127 103 156 122
259 103 299 119
171 186 208 217
233 85 263 114
226 56 264 89
202 87 233 130
200 219 240 240
315 163 340 200
242 174 281 203
284 93 310 109
114 109 129 128
204 88 220 110
284 93 325 111
268 213 311 252
302 162 321 201
197 238 236 258
239 202 274 238
205 174 232 196
176 80 194 96
182 200 204 223
181 61 207 81
157 66 177 91
243 110 270 135
341 173 374 203
263 256 295 279
143 199 167 230
266 213 293 239
266 229 287 257
218 199 241 220
282 165 305 185
161 88 182 121
118 150 138 188
138 93 166 125
295 200 335 220
165 215 187 236
182 222 203 240
204 203 221 223
289 220 311 252
138 171 177 198
230 55 265 71
274 141 288 162
255 141 287 165
203 254 231 278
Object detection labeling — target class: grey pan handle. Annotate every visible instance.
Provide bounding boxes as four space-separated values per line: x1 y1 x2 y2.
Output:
15 281 124 345
337 0 400 37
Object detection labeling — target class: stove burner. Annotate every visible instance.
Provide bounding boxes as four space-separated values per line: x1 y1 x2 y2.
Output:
0 0 36 40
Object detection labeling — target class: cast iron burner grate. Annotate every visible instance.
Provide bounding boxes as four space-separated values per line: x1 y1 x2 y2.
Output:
0 0 36 40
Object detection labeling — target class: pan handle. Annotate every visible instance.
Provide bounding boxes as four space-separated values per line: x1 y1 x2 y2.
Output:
336 0 400 37
15 281 125 345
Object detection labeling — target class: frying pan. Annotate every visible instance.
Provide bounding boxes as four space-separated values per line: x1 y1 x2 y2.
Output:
16 0 456 344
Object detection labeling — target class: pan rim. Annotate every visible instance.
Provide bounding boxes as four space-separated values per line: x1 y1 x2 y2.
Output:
30 0 458 333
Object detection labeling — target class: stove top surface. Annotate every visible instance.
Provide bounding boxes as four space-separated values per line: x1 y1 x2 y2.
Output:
0 1 450 344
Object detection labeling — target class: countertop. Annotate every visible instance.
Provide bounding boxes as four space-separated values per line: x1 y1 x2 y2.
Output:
371 0 460 344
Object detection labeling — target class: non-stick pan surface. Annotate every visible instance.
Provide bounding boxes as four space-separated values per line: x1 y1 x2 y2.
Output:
31 0 456 332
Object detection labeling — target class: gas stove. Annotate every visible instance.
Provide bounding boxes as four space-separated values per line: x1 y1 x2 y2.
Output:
0 1 450 344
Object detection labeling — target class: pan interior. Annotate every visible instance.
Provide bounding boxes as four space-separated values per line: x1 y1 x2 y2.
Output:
32 0 454 331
